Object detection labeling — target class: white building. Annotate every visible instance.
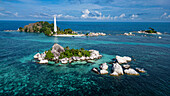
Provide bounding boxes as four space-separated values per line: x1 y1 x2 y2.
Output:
54 15 57 33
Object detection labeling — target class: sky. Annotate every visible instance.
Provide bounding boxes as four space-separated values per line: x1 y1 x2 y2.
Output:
0 0 170 22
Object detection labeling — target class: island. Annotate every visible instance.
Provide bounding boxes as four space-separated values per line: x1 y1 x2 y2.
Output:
18 21 79 36
18 21 106 37
34 43 102 64
137 27 162 35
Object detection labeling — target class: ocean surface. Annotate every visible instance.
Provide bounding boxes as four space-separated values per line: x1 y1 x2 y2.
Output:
0 21 170 96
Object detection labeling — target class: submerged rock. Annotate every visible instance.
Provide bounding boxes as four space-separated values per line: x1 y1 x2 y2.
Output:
123 64 130 69
91 68 100 74
86 60 94 63
124 68 139 75
136 67 146 73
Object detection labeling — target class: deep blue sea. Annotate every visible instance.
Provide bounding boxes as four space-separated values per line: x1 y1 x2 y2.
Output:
0 21 170 96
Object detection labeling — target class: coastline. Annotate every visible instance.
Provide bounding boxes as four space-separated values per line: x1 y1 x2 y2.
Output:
53 34 85 37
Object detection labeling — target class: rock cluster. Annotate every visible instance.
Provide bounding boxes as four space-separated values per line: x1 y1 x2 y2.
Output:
34 52 48 64
137 30 162 35
122 32 135 36
92 55 146 76
87 32 106 36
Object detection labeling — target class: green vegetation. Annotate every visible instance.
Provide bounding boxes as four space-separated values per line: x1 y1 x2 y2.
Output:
45 50 54 60
59 47 91 59
86 33 89 36
19 21 76 36
145 27 157 33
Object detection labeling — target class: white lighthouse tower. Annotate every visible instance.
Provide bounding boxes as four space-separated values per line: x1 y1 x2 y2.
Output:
54 15 57 33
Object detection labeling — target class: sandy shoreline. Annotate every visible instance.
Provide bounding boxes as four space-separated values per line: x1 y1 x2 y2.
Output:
53 34 85 37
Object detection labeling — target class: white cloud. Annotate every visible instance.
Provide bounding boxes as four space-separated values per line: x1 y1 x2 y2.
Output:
32 13 77 19
82 9 90 14
119 13 125 18
95 11 102 16
0 13 5 16
114 13 126 20
130 14 138 19
168 15 170 18
114 16 118 20
56 14 77 19
14 12 18 17
161 12 170 18
81 9 113 20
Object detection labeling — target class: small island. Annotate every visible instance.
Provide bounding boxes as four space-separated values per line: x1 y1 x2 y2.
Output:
137 27 162 35
18 21 79 36
34 43 102 64
18 21 106 37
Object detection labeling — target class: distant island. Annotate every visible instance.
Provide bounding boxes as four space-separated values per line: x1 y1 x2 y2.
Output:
18 21 106 37
18 21 78 36
137 27 162 35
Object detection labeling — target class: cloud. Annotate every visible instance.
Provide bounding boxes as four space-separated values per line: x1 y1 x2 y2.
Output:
14 12 18 17
0 13 5 16
0 7 5 11
168 15 170 18
0 10 19 17
119 13 125 18
130 14 138 19
161 12 170 18
114 16 118 20
114 13 126 20
81 9 113 20
56 14 77 19
30 13 77 19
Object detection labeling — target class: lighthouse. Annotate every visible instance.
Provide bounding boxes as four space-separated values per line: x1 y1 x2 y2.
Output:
54 15 57 33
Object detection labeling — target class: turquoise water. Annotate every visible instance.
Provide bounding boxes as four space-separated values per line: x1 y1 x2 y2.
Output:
0 21 170 95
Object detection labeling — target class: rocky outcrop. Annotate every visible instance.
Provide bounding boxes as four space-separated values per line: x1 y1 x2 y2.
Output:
100 63 108 70
89 50 102 59
99 63 109 75
110 71 119 76
116 55 132 64
39 60 48 64
110 63 124 76
34 53 40 59
51 43 65 60
59 58 68 64
136 68 146 73
87 32 106 36
124 68 139 75
100 70 108 75
91 68 100 74
123 64 130 69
